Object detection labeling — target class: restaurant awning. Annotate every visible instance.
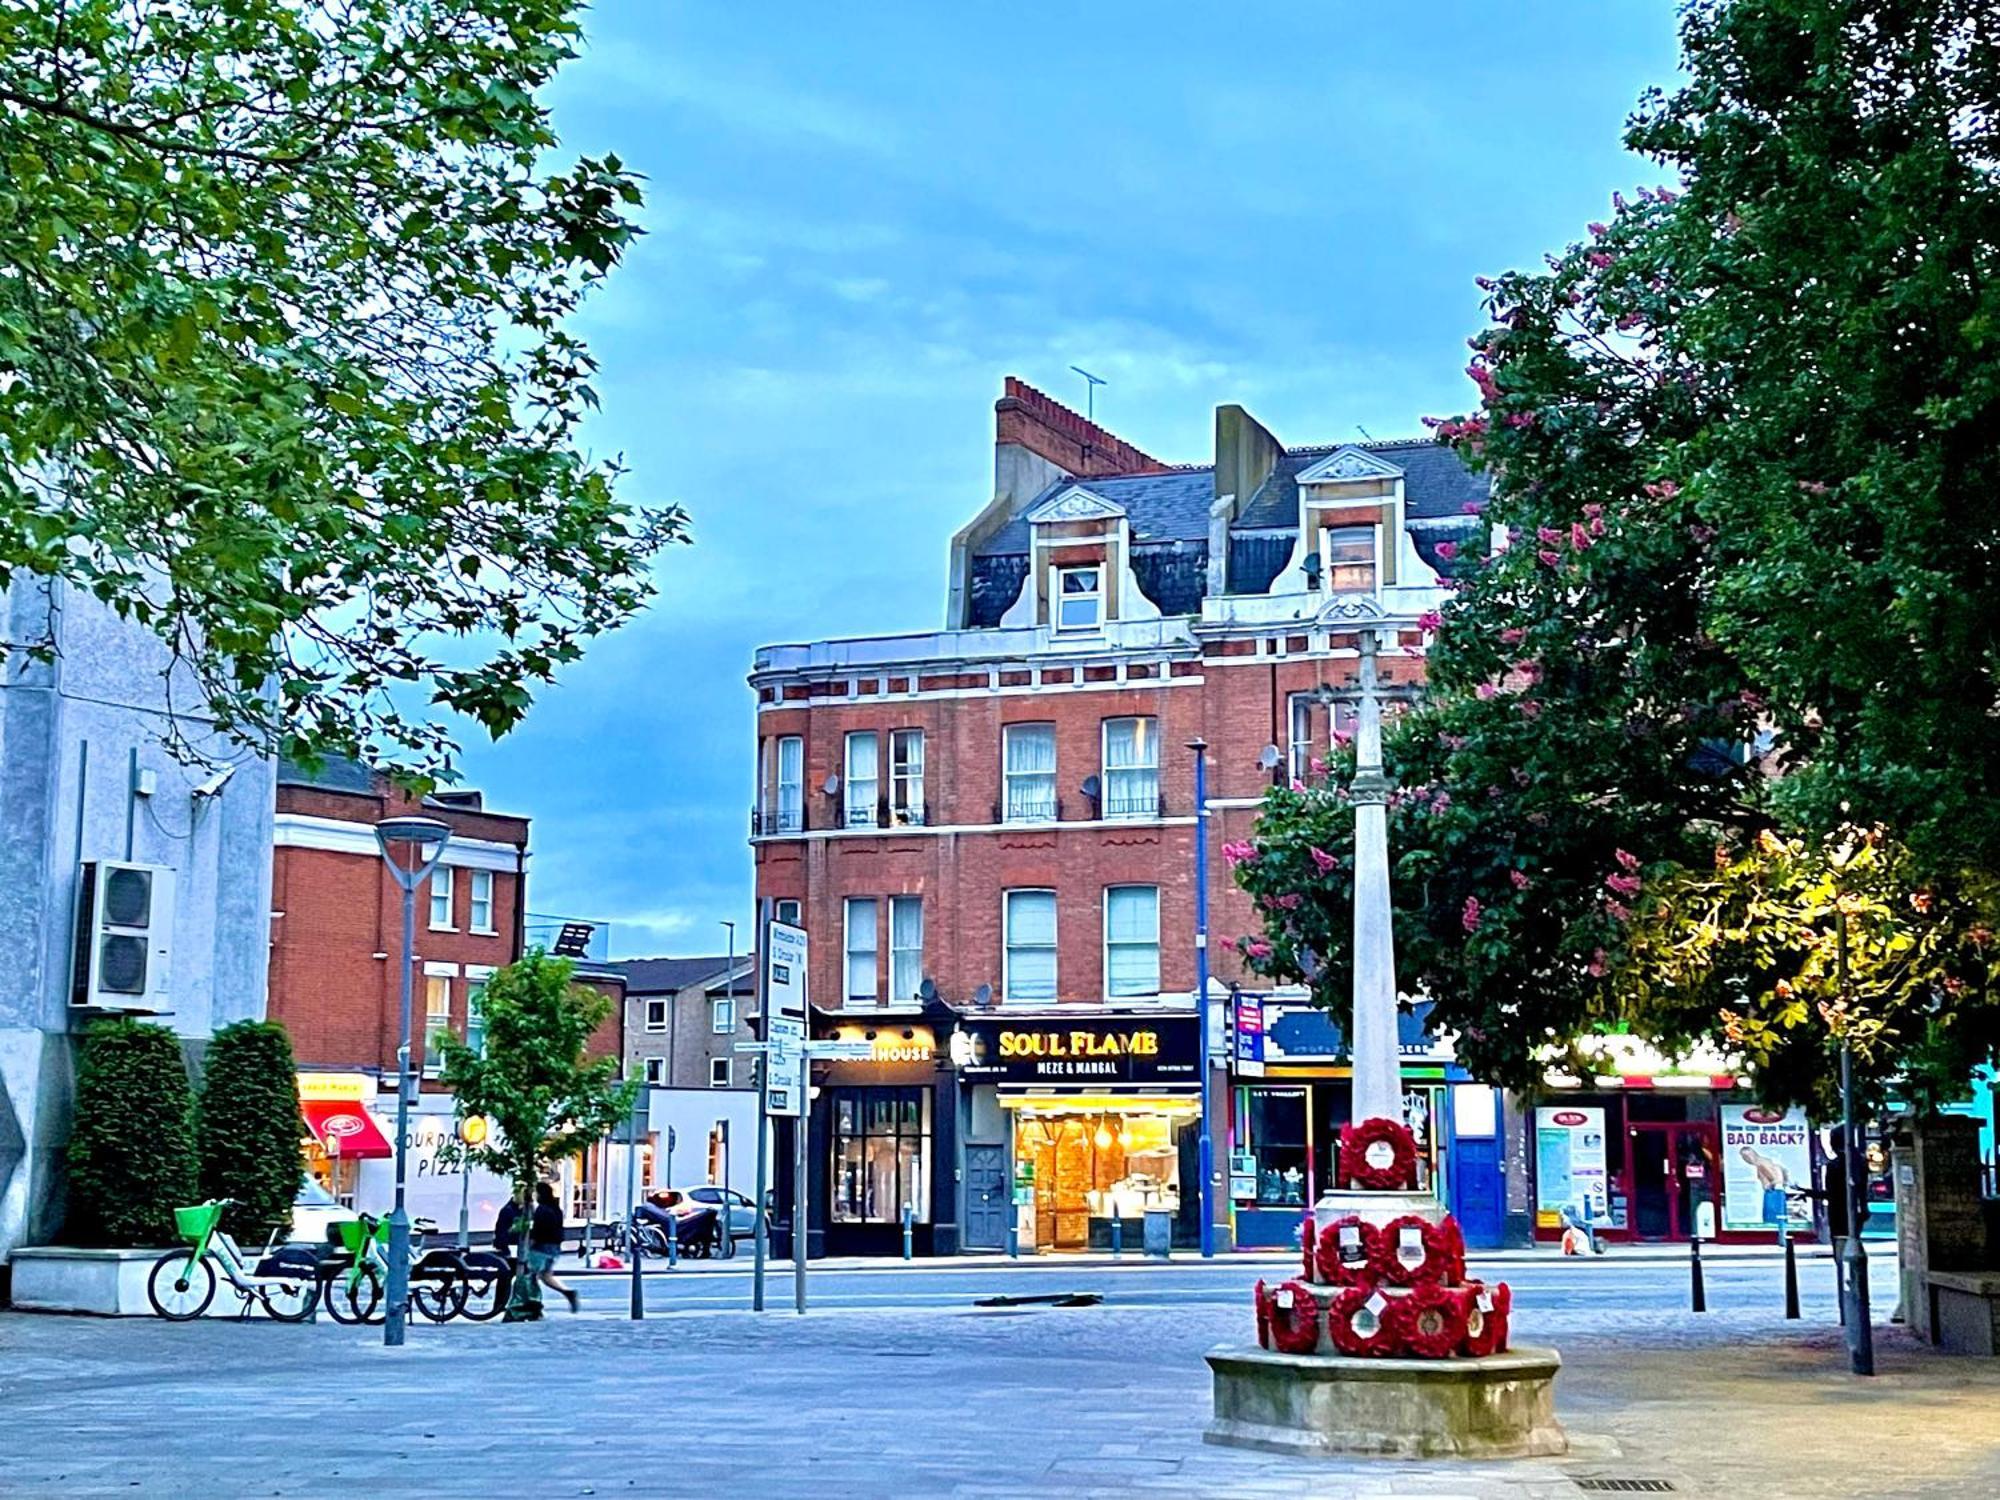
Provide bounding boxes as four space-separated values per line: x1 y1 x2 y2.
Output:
301 1098 394 1159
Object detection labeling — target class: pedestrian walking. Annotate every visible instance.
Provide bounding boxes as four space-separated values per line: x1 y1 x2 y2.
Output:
529 1181 580 1313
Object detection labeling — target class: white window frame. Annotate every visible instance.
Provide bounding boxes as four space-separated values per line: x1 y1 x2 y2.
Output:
775 898 802 926
890 728 926 826
775 735 803 833
645 998 668 1032
889 895 923 1005
844 896 879 1006
1287 693 1315 783
644 1057 665 1086
1002 722 1057 824
422 962 457 1075
845 731 880 828
1101 716 1159 820
1319 522 1379 594
427 866 455 931
712 994 736 1033
1003 889 1058 1004
1053 563 1103 633
464 964 494 1058
709 1056 731 1089
468 869 496 934
1103 885 1161 1000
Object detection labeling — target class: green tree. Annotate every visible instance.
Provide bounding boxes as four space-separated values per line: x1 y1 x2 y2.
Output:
0 2 685 776
65 1018 198 1247
433 949 633 1232
1227 0 2000 1111
196 1020 306 1243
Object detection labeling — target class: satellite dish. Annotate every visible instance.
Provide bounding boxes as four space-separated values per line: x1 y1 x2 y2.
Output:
1080 774 1101 800
918 977 939 1003
973 982 994 1008
822 772 841 796
1258 744 1281 770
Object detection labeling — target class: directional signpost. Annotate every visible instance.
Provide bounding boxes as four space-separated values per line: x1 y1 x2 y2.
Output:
754 918 809 1313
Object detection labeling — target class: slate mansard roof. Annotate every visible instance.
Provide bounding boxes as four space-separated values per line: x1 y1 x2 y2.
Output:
964 438 1489 627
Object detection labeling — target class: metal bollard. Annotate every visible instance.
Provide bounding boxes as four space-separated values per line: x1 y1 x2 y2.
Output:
1689 1234 1707 1313
901 1202 914 1261
1782 1229 1800 1319
1007 1217 1019 1259
1111 1214 1123 1258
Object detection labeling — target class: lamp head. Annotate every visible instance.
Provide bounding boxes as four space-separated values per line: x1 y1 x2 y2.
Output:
374 815 452 886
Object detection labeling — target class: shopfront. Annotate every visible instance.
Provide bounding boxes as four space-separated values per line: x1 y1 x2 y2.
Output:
298 1072 392 1206
951 1013 1200 1253
812 1021 956 1256
1530 1068 1819 1245
1227 995 1506 1248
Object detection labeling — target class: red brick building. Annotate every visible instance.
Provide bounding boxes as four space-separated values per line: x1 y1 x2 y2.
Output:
750 380 1505 1256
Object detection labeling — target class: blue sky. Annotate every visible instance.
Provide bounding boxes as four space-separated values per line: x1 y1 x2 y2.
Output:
454 1 1684 960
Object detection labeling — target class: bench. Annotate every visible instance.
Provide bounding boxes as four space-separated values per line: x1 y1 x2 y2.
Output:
1927 1271 2000 1356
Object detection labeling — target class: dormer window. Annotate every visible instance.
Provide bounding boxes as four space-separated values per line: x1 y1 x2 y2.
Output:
1055 566 1102 632
1321 526 1377 593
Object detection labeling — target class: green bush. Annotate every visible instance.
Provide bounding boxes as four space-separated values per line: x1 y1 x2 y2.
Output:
197 1020 306 1242
65 1019 198 1247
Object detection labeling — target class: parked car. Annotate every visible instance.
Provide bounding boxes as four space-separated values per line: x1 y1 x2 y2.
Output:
675 1185 766 1246
291 1175 350 1244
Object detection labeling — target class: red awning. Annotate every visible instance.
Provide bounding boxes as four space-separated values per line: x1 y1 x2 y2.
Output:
301 1099 394 1160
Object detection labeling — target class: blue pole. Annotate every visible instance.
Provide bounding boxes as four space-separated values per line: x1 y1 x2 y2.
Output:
1191 738 1215 1259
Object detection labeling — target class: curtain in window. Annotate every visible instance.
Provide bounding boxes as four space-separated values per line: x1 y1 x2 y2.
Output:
845 898 878 1000
1006 890 1057 999
1004 724 1057 820
846 733 880 826
890 896 923 1002
1102 717 1158 817
891 730 925 823
1105 886 1160 996
777 736 803 829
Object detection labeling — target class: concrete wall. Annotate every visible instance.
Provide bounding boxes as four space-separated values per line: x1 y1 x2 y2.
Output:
0 581 276 1267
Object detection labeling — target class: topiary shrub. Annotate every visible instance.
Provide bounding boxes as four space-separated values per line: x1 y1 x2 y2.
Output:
65 1018 198 1247
197 1020 306 1242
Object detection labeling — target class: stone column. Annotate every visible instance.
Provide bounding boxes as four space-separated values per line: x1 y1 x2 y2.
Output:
1349 629 1400 1126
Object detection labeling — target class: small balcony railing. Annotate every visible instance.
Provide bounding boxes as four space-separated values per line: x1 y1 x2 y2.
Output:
750 806 805 837
997 791 1061 825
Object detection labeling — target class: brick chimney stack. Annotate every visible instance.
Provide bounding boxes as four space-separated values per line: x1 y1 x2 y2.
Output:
994 376 1169 479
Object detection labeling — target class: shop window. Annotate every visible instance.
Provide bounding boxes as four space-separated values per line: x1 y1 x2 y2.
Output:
428 867 455 931
1101 716 1158 819
890 729 925 825
845 731 880 828
1002 723 1057 822
1245 1088 1310 1206
844 897 879 1005
1014 1105 1186 1251
831 1087 931 1224
1103 885 1160 998
1003 889 1057 1001
890 896 923 1004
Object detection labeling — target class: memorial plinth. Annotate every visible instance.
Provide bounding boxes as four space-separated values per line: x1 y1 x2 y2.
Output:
1205 1344 1568 1460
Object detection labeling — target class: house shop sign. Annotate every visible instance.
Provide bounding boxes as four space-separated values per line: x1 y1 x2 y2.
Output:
951 1016 1198 1084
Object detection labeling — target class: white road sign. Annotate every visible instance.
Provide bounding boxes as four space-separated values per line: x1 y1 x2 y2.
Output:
807 1040 874 1060
766 921 808 1021
764 1016 805 1117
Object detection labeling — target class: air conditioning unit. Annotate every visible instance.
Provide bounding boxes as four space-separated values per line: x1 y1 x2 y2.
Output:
71 860 175 1012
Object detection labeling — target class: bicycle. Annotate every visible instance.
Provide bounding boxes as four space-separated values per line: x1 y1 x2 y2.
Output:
147 1200 321 1323
324 1215 469 1324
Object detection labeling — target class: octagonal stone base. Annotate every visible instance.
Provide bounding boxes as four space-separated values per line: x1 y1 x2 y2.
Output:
1205 1343 1568 1460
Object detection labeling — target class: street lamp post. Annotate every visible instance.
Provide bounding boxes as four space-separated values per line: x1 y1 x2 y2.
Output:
1189 737 1215 1259
372 815 452 1350
621 989 645 1322
1835 898 1875 1376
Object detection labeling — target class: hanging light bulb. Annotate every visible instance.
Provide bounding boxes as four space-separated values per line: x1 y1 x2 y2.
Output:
1093 1116 1113 1151
1117 1122 1134 1151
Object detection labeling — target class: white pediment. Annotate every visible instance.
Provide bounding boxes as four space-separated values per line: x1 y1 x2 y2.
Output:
1296 447 1404 485
1314 593 1386 626
1025 485 1126 525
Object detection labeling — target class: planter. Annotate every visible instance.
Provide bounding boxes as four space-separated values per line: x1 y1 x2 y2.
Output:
8 1246 275 1318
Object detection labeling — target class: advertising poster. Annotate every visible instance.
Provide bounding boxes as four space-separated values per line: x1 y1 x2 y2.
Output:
1534 1106 1608 1229
1720 1105 1812 1230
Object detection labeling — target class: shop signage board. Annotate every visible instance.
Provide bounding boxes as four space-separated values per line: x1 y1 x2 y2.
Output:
1534 1106 1609 1230
807 1039 875 1061
951 1015 1198 1084
762 920 808 1117
1719 1104 1812 1230
1232 993 1265 1077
